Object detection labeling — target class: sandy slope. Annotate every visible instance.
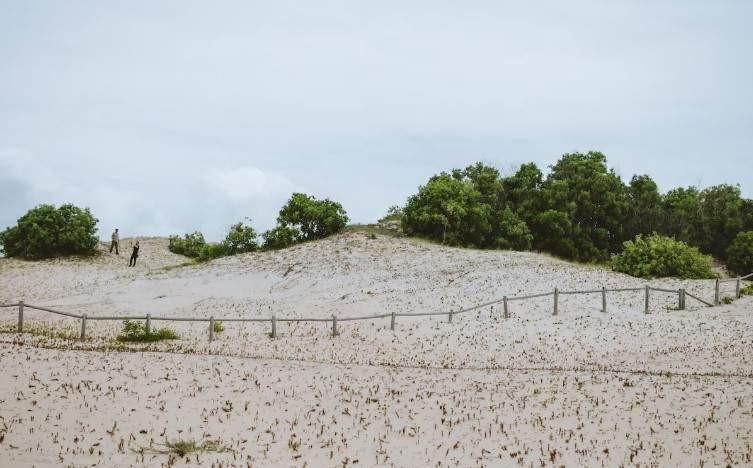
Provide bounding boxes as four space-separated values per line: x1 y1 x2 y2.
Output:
1 232 752 467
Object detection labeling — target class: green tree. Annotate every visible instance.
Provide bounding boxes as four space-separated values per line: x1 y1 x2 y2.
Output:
726 231 753 276
222 220 258 254
533 152 629 262
495 207 533 250
0 204 99 259
625 175 662 239
660 186 701 246
277 193 348 241
696 184 745 259
168 231 206 258
401 173 494 247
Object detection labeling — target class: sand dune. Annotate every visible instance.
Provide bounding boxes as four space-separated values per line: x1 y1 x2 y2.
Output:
1 232 752 466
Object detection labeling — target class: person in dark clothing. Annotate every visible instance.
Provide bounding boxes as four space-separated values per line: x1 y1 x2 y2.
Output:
129 241 139 267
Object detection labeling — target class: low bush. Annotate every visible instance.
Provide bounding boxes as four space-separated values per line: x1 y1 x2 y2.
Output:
726 231 753 276
116 320 179 342
611 234 716 279
0 204 98 259
197 243 228 262
495 208 533 251
213 321 224 333
262 225 301 250
168 232 206 258
222 220 258 255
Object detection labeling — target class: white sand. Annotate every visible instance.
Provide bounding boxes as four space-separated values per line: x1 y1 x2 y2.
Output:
1 232 752 466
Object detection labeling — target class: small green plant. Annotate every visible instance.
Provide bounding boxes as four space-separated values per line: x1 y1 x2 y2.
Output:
722 296 734 305
168 231 206 258
611 234 716 279
740 283 753 296
116 320 179 342
134 438 227 457
213 320 224 333
196 242 228 262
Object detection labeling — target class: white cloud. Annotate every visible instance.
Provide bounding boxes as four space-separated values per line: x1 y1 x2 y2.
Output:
203 167 297 201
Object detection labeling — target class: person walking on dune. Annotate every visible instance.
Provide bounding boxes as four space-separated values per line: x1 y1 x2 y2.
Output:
110 228 120 255
129 240 140 267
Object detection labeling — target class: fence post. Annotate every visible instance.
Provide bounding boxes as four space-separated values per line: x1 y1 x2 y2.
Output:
390 311 396 331
209 316 214 342
332 315 338 336
271 315 277 339
678 289 686 310
736 278 741 299
553 288 559 316
503 296 509 319
145 313 151 336
601 287 607 313
448 311 453 323
644 285 650 314
17 301 24 333
80 314 87 340
714 278 720 305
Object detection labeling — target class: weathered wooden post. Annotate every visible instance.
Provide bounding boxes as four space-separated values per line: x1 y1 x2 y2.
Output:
503 296 509 319
145 313 151 336
17 301 24 333
80 314 87 340
736 278 742 299
553 288 559 316
678 289 686 310
332 315 338 336
714 278 720 305
644 285 650 314
601 287 607 313
448 310 453 323
270 315 277 338
209 316 215 342
390 311 396 331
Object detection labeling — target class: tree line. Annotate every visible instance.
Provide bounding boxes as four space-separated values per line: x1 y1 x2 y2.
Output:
400 152 753 275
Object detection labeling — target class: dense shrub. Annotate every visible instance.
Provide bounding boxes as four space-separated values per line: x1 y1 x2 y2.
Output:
116 320 179 342
222 220 258 255
168 231 206 257
262 225 300 250
0 204 99 259
726 231 753 276
611 234 715 279
197 242 228 262
378 205 403 224
261 193 348 251
277 193 349 241
495 208 533 250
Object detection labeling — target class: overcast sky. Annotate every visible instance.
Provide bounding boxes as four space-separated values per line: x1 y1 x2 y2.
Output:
2 1 752 240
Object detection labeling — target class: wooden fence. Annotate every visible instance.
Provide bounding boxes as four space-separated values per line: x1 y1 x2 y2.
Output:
1 273 751 342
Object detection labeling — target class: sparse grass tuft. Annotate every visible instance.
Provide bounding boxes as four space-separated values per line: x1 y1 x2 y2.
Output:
722 296 734 305
213 320 224 333
116 320 179 342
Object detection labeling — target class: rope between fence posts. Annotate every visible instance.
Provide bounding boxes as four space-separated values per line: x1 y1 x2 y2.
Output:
684 292 713 307
558 289 603 295
24 304 83 319
508 291 553 301
741 272 753 280
607 287 645 293
0 303 19 308
649 287 678 294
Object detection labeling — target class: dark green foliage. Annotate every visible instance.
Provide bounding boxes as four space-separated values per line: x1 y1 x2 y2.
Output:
495 208 533 250
402 173 494 247
726 231 753 276
626 175 662 240
0 204 98 259
197 242 229 262
696 185 746 260
378 205 403 224
262 225 301 250
262 193 348 250
222 220 258 255
168 231 206 257
116 320 179 342
213 320 225 333
611 234 715 279
533 152 629 262
276 193 349 241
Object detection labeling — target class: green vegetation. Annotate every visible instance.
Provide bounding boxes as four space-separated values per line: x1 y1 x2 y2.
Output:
398 152 753 276
611 234 715 279
722 296 735 305
168 219 259 262
134 438 227 458
741 283 753 296
213 320 224 333
262 193 348 249
726 231 753 276
116 320 179 342
0 204 98 259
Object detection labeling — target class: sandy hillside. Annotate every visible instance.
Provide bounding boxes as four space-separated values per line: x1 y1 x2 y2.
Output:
1 232 753 467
